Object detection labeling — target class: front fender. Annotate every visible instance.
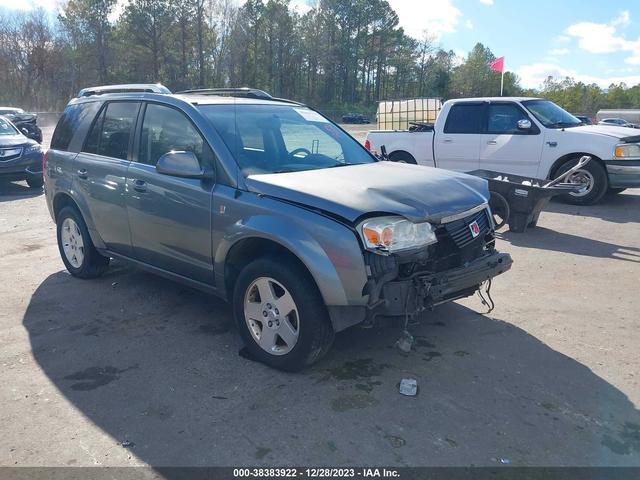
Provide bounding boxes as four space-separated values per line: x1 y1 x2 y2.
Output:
214 212 369 308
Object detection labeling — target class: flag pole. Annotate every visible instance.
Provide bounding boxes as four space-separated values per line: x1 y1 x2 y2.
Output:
500 58 504 96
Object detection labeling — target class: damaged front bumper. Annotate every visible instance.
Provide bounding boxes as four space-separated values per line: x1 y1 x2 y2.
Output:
373 251 512 318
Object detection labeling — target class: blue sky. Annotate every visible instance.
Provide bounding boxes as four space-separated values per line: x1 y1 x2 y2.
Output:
386 0 640 89
3 0 639 89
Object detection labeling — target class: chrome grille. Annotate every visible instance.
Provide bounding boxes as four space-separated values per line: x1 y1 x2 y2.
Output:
443 208 490 248
0 147 22 162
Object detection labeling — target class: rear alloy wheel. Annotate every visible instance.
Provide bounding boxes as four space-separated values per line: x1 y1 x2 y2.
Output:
555 158 608 205
233 257 334 371
56 206 110 279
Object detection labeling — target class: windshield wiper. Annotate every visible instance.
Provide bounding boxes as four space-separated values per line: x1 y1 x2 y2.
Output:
549 121 580 129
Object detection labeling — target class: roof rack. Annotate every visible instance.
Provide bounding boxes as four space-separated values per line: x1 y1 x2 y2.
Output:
177 87 273 100
77 83 171 98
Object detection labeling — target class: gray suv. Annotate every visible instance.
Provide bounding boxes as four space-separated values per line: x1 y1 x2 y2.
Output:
45 84 512 371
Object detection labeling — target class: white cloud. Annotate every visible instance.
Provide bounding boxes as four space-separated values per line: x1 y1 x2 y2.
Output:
567 12 640 65
0 0 57 10
518 62 640 89
480 0 494 5
388 0 461 40
555 35 570 43
289 0 313 15
549 48 569 56
465 19 473 30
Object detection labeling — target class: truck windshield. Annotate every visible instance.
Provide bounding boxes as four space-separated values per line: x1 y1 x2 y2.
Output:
0 117 18 135
198 104 376 175
522 100 581 128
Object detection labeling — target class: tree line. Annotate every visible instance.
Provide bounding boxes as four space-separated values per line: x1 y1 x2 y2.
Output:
1 0 639 117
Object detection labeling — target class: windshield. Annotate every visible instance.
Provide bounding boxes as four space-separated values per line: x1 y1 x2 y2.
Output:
0 117 18 135
522 100 581 128
198 104 376 175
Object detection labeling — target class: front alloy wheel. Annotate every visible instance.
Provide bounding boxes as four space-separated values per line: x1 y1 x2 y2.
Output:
233 257 334 371
244 277 300 355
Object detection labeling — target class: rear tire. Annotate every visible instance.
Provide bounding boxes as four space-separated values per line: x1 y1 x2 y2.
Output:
389 151 417 164
233 257 334 371
555 157 608 205
56 206 110 279
26 176 43 189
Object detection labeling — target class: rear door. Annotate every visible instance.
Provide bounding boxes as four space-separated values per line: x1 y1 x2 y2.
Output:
73 101 141 256
125 102 215 285
480 102 543 176
434 102 485 172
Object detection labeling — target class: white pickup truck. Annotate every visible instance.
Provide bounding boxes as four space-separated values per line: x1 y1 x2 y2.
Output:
365 97 640 204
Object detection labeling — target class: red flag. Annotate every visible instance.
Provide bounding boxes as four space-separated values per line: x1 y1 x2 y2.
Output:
489 56 504 73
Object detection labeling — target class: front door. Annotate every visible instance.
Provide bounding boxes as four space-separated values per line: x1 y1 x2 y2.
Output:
480 102 543 177
434 102 485 172
125 102 215 285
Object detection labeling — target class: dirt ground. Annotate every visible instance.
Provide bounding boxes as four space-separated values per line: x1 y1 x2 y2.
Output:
0 125 639 467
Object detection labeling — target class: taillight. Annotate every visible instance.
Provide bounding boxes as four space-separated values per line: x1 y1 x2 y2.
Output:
364 139 371 151
42 149 49 177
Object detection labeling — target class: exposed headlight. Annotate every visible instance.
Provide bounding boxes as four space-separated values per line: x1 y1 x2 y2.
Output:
24 144 41 154
614 143 640 158
358 216 437 254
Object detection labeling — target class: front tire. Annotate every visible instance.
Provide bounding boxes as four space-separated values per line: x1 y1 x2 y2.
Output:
56 206 110 278
555 158 608 205
233 257 334 371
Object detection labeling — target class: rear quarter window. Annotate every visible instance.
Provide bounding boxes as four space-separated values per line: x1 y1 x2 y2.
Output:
444 103 485 134
51 102 100 151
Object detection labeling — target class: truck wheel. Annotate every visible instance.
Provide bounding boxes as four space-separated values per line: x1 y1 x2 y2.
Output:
56 206 110 279
489 191 509 229
389 151 417 164
26 176 44 189
233 257 334 371
555 158 608 205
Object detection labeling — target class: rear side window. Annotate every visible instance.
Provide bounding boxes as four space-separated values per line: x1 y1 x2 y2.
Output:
444 103 485 134
83 102 140 160
51 103 97 151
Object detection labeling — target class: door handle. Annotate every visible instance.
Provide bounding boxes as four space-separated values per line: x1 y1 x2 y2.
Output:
77 168 88 179
443 139 453 143
486 140 497 145
132 179 147 193
546 141 558 147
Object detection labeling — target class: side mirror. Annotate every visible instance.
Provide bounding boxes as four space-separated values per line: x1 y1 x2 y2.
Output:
517 119 532 130
156 151 209 178
20 127 29 135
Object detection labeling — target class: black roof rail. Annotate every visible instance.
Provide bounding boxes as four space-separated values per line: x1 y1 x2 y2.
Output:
177 87 273 100
77 83 171 97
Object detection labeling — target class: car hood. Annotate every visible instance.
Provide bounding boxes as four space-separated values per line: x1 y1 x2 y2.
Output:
245 162 490 224
564 124 640 140
0 134 31 147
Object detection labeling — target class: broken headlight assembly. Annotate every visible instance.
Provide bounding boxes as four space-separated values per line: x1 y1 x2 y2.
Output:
358 216 437 255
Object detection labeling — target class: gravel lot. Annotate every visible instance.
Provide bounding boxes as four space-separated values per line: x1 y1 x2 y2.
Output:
0 125 639 467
